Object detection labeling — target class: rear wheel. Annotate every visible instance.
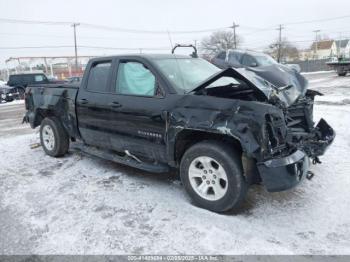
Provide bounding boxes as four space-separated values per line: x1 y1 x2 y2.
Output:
40 117 69 157
180 140 248 212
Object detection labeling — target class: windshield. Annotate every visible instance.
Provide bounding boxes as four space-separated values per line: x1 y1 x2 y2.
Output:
153 58 239 93
255 54 277 66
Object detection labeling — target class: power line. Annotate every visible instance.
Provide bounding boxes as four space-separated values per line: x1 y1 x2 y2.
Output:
0 45 74 49
79 23 228 34
0 45 170 50
284 14 350 26
0 18 71 25
78 45 170 50
0 17 229 34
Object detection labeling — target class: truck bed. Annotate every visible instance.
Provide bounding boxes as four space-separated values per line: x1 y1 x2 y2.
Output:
24 84 80 138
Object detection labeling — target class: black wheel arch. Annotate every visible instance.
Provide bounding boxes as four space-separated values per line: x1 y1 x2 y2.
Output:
173 129 260 184
173 129 243 165
32 108 77 140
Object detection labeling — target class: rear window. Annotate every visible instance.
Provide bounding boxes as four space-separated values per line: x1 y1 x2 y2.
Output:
86 61 112 92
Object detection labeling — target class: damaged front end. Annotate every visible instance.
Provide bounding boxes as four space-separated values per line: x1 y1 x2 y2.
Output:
257 91 335 192
190 65 335 192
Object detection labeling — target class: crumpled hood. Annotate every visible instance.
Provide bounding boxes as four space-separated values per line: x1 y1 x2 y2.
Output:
240 64 308 106
191 64 308 108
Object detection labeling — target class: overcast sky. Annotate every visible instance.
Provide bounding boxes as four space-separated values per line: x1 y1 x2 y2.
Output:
1 0 350 68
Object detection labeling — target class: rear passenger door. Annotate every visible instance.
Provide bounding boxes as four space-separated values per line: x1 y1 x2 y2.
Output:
76 59 115 148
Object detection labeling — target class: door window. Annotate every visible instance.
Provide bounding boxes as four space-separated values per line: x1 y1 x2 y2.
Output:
116 62 156 96
86 61 112 92
228 51 243 64
241 55 257 67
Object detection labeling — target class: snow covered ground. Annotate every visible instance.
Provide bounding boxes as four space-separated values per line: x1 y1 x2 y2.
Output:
0 72 350 255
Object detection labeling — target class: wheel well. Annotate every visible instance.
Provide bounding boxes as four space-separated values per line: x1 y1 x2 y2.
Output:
175 130 242 164
34 109 55 127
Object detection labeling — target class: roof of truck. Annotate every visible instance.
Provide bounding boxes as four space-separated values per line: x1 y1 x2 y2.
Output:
90 54 194 61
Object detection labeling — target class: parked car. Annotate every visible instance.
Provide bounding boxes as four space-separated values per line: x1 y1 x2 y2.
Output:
0 85 24 102
211 49 279 69
65 76 82 83
24 54 335 213
7 73 64 99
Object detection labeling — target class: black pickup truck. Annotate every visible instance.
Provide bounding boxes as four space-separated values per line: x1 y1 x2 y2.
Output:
24 54 335 212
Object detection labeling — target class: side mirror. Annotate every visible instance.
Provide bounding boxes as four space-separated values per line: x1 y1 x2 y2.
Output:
250 62 258 67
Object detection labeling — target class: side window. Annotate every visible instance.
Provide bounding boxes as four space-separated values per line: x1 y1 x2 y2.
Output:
228 52 242 64
216 51 226 60
86 61 112 92
242 55 257 67
116 61 156 96
34 75 45 82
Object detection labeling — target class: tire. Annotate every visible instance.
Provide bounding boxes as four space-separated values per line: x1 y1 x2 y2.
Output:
180 140 248 213
338 72 347 76
40 117 69 157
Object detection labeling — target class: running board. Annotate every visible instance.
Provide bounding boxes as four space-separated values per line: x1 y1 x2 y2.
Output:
71 143 170 173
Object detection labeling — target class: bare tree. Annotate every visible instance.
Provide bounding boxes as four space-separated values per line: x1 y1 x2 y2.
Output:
201 30 242 56
267 38 299 62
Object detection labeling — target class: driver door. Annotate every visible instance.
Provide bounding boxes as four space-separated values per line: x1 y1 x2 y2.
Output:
106 58 170 163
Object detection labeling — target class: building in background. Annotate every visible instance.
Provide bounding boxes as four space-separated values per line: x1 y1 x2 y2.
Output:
310 40 337 59
1 56 95 81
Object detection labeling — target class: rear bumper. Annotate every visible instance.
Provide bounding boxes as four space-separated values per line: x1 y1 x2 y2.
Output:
257 118 335 192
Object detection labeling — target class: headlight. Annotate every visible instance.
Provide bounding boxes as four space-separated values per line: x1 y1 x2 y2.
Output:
8 93 13 96
1 94 6 99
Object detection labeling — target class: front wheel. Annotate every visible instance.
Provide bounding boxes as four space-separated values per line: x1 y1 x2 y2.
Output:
40 117 69 157
180 141 248 213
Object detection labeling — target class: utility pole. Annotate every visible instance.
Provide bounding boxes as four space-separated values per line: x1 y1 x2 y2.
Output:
276 24 284 63
71 23 80 72
231 21 239 49
313 30 320 59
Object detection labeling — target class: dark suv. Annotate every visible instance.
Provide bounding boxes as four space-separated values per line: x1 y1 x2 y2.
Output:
6 73 51 99
7 73 52 87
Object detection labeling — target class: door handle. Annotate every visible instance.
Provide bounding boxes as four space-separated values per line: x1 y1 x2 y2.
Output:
79 98 89 105
109 101 122 108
